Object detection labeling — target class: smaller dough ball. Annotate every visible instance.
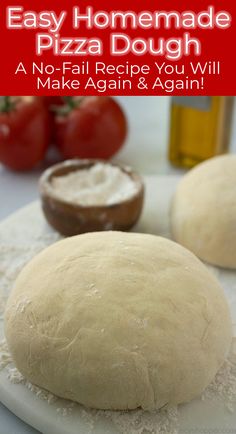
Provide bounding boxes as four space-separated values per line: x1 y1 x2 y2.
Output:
171 155 236 269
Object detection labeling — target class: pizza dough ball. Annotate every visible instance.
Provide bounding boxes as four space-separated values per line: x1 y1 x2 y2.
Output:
4 232 232 410
171 155 236 269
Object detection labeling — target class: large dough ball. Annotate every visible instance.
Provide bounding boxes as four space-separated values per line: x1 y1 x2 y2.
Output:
5 232 232 410
171 155 236 269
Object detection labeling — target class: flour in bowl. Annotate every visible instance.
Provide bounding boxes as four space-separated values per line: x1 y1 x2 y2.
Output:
49 163 138 206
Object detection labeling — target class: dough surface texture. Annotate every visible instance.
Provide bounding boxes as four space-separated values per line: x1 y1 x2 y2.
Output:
171 155 236 269
4 231 232 410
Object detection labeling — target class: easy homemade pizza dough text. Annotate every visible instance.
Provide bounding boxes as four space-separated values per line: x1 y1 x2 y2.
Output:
4 232 232 410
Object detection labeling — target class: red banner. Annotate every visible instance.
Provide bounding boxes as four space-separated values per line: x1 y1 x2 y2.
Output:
0 0 235 95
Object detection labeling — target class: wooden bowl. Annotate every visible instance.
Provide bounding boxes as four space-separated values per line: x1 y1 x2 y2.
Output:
39 159 144 236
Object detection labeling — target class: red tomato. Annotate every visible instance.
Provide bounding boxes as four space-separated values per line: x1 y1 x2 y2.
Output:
55 97 127 160
0 97 50 171
40 96 64 109
40 96 64 143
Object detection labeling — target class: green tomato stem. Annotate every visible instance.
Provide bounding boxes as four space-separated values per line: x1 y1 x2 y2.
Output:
0 96 14 113
53 96 84 116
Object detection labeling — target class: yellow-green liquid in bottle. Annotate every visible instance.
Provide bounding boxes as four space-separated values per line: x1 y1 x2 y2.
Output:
168 96 234 168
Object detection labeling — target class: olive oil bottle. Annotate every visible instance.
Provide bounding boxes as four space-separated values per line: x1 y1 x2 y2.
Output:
168 96 234 168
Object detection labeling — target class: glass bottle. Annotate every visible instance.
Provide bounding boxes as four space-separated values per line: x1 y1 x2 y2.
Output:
168 96 234 168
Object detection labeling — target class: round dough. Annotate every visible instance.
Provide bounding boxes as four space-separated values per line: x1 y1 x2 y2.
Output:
4 232 232 410
171 155 236 269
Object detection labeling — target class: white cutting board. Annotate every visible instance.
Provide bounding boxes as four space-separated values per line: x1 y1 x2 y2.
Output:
0 175 236 434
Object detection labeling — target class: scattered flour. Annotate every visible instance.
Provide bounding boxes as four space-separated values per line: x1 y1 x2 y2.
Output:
49 162 138 206
0 233 61 319
1 206 236 434
201 341 236 413
0 336 179 433
1 337 236 434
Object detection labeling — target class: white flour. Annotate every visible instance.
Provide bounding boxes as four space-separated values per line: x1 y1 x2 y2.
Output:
0 338 180 433
0 232 179 434
49 163 138 206
1 339 236 434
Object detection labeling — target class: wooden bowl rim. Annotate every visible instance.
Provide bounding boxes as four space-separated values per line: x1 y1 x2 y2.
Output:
39 159 144 212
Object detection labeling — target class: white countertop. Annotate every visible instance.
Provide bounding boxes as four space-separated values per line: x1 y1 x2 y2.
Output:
0 96 236 434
